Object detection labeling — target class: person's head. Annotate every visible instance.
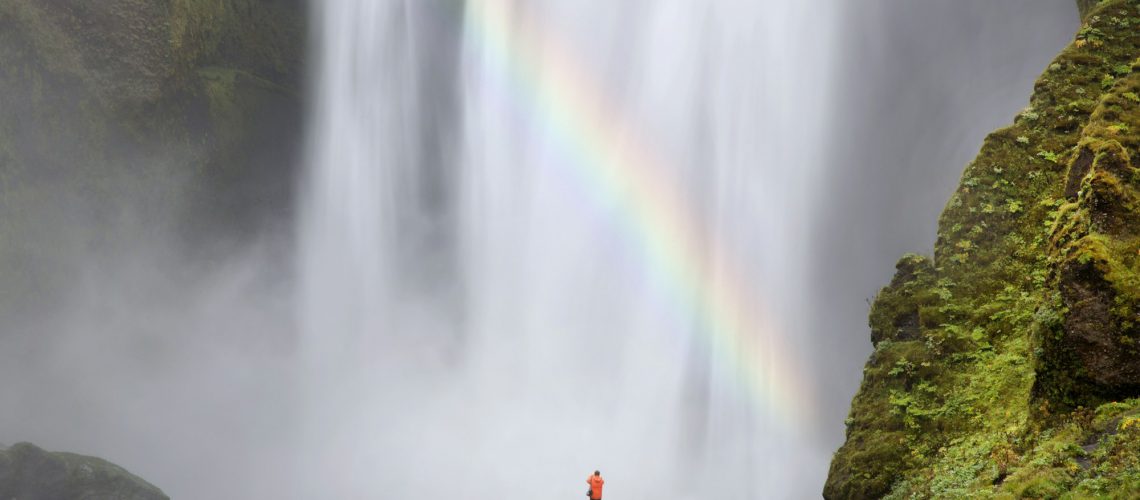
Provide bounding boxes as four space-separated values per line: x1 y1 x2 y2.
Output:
594 470 600 476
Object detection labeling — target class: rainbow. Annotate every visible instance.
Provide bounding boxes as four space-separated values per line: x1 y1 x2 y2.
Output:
461 0 814 431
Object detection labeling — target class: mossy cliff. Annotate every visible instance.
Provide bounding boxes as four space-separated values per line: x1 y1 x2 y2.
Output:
1079 0 1104 20
826 1 1140 498
0 442 168 499
0 0 304 312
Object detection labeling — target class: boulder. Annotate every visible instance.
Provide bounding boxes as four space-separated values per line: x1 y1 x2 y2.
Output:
0 442 168 500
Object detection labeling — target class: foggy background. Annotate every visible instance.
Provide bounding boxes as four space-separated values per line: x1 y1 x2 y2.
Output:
0 0 1077 498
812 0 1076 447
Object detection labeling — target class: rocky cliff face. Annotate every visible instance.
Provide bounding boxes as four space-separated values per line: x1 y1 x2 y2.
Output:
0 0 304 314
0 442 168 500
826 1 1140 497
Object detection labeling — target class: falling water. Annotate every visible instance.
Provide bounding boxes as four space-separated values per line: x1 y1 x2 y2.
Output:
300 1 836 497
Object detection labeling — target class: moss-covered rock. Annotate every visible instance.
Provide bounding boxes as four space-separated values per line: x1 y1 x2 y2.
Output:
1078 0 1106 20
1034 70 1140 411
827 1 1140 497
869 254 938 346
0 0 304 315
0 442 168 499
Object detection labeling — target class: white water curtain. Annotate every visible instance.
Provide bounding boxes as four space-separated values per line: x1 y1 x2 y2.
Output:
300 1 836 497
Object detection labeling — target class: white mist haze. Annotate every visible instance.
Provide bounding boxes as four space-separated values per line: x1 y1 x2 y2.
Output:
300 1 833 497
0 1 1077 499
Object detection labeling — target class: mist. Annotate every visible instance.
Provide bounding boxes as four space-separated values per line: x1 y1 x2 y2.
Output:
0 1 1077 498
812 0 1077 448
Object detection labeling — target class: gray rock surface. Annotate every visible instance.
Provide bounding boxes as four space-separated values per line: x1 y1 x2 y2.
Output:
0 442 168 500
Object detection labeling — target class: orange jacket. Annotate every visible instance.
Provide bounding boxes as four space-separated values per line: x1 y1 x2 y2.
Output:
587 474 604 499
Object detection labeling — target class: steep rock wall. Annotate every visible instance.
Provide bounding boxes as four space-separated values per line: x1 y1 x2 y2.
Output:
827 1 1140 497
0 0 304 313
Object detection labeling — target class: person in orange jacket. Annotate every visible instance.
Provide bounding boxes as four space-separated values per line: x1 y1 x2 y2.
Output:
586 470 604 500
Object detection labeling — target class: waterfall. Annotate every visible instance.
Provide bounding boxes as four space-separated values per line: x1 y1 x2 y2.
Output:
300 1 836 497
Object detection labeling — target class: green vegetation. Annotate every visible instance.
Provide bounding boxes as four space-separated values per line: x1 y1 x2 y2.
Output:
0 0 304 314
1077 1 1110 21
826 1 1140 497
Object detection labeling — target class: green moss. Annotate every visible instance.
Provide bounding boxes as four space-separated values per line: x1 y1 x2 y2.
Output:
868 254 937 346
170 0 303 83
1077 0 1108 21
827 2 1140 497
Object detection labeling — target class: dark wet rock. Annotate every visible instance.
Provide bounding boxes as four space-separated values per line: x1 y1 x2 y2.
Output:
868 254 936 346
1039 71 1140 403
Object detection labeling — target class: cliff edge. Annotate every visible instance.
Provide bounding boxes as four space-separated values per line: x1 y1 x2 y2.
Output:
826 1 1140 497
0 442 168 500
